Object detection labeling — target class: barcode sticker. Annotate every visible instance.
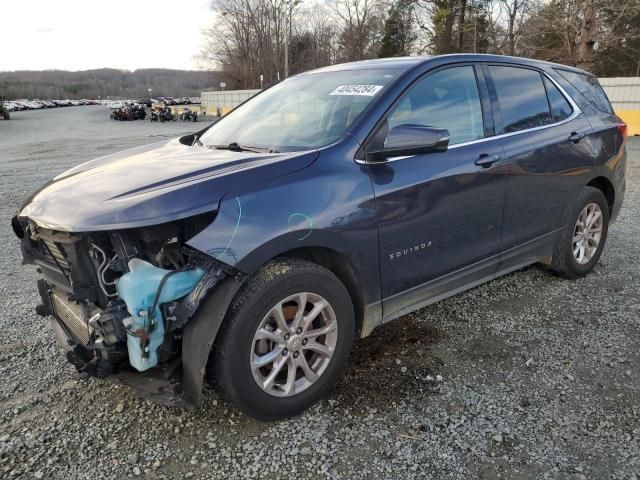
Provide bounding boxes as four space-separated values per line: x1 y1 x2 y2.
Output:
330 85 384 96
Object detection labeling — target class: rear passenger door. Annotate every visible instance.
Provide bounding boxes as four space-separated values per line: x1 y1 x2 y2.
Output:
483 64 595 254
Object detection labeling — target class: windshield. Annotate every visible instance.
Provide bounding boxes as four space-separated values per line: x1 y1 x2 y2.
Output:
199 69 400 152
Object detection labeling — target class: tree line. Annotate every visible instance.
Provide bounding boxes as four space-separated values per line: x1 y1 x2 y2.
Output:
200 0 640 89
0 69 223 100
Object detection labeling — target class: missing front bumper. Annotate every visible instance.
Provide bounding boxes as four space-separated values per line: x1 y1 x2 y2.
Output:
49 313 189 407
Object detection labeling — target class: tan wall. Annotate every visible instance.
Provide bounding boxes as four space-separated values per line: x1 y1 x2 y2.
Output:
601 77 640 135
200 89 261 117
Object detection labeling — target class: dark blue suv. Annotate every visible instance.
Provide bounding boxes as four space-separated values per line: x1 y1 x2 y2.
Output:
13 54 627 419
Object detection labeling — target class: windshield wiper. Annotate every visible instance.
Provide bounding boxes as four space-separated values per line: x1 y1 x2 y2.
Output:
209 142 279 153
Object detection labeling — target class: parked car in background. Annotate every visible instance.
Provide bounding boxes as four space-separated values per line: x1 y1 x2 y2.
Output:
136 98 153 107
4 101 22 111
3 99 100 109
12 54 627 421
189 96 201 104
14 100 39 109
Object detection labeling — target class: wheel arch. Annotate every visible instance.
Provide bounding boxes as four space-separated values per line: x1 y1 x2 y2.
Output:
272 246 367 337
586 176 615 215
182 245 374 407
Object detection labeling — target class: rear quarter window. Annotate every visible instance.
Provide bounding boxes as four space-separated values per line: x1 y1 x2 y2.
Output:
543 76 573 122
554 69 613 114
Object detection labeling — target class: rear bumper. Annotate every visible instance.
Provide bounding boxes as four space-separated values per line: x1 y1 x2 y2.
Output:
610 144 627 224
611 175 625 223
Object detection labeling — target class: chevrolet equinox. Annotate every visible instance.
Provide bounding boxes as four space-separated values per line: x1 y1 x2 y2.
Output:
12 54 627 420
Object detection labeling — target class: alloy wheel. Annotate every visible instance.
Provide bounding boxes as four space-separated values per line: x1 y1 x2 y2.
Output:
250 292 338 397
573 202 603 265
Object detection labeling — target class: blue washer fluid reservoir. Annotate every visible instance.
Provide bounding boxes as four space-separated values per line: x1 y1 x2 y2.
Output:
116 258 204 372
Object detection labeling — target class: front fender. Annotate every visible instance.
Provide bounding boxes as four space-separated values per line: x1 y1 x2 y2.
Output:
185 148 382 313
182 152 383 403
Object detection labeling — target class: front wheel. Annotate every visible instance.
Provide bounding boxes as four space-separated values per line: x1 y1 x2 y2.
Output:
552 186 610 278
208 259 355 420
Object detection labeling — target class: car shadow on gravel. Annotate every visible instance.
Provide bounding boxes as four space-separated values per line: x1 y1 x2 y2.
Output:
332 315 445 413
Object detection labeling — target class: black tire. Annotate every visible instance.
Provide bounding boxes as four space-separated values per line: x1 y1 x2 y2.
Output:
208 258 355 420
551 186 609 278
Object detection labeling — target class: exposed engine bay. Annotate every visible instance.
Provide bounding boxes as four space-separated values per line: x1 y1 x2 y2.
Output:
12 212 236 405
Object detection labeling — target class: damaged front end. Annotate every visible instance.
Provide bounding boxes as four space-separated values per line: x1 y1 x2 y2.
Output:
12 212 237 407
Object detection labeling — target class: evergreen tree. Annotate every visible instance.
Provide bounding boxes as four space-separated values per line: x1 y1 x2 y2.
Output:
379 0 415 57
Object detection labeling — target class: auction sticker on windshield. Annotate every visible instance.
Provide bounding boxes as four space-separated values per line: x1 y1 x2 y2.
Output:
330 85 384 96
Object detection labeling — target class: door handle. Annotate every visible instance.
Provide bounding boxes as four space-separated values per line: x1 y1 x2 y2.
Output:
475 153 502 168
568 131 586 143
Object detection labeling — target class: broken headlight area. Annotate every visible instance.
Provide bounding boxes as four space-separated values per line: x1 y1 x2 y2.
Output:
15 212 232 405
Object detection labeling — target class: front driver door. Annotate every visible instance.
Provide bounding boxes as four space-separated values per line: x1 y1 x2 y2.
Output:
363 65 506 318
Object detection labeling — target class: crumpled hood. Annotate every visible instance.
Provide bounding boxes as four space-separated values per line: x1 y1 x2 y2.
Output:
19 138 317 231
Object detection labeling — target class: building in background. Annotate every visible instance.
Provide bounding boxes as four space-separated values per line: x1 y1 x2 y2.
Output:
600 78 640 136
201 89 260 117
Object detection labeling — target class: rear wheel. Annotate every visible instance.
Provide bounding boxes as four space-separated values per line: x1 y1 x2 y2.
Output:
552 186 609 278
208 258 355 420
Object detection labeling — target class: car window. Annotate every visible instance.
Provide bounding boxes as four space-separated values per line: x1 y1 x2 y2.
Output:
543 76 573 122
387 66 484 145
554 69 613 114
489 66 552 133
199 68 400 152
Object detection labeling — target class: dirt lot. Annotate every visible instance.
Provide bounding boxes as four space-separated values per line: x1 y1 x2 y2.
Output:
0 107 638 479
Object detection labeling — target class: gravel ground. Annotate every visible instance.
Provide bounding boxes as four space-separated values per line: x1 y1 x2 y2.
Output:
0 107 638 480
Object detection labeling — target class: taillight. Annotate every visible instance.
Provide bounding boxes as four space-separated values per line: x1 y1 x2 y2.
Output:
618 123 628 143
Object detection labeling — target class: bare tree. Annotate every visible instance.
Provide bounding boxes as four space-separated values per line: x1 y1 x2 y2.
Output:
518 0 640 72
496 0 535 55
198 0 640 84
330 0 385 61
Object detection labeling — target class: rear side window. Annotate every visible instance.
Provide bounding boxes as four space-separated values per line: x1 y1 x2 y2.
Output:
488 66 551 133
555 69 613 113
543 76 573 122
387 66 484 145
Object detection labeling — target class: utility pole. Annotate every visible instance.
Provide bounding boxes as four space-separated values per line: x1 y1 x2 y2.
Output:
284 1 290 78
284 0 299 78
473 16 477 53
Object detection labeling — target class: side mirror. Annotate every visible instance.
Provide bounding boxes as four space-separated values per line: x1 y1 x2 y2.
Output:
366 124 450 162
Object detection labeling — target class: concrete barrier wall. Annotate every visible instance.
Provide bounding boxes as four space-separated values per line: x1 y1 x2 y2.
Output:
600 77 640 135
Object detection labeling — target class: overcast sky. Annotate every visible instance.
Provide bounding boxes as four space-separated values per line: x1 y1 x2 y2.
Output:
1 0 216 71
